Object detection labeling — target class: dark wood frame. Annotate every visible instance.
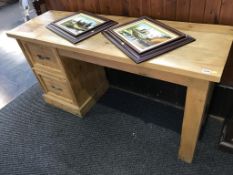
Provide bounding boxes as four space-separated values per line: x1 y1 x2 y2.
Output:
47 11 117 44
102 16 195 63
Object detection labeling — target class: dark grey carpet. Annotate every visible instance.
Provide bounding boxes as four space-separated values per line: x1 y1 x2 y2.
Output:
0 84 232 175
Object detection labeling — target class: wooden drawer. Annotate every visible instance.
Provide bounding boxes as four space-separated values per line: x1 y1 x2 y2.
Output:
25 42 61 69
43 77 72 100
35 70 74 103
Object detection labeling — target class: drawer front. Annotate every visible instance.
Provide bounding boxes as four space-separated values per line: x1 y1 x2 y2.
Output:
26 42 61 69
36 72 73 103
43 77 72 100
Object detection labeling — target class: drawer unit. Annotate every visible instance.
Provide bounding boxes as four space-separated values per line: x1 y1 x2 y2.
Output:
25 42 62 70
15 40 109 117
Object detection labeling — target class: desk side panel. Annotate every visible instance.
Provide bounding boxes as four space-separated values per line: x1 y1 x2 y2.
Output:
59 55 109 116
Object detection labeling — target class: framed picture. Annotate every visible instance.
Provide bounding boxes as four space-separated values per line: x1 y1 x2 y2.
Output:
103 16 195 63
47 11 117 44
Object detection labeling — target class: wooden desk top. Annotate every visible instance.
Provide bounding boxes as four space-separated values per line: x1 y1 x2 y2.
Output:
7 11 233 82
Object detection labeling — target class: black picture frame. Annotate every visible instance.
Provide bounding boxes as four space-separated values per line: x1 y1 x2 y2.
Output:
47 11 117 44
102 16 195 64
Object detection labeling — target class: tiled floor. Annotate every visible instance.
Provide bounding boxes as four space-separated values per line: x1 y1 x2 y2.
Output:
0 3 37 109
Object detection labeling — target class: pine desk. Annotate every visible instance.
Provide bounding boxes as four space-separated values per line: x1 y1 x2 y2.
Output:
7 11 233 163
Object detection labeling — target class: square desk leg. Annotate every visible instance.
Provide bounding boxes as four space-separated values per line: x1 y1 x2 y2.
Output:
178 80 214 163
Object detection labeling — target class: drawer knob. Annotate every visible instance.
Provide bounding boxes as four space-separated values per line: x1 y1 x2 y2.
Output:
37 54 50 60
51 85 62 91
